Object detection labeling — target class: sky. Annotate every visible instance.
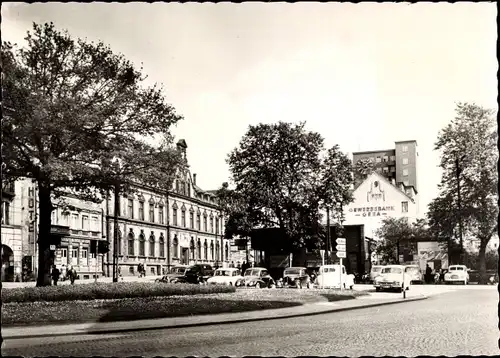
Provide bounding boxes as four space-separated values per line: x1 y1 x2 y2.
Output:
2 2 497 217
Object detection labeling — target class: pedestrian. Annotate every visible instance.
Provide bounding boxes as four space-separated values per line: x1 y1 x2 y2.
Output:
241 261 249 274
51 265 60 286
68 265 76 285
229 261 235 268
425 264 432 284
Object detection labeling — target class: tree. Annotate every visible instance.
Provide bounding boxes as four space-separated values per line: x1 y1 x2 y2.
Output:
374 217 429 264
218 121 353 257
427 102 498 283
2 22 183 286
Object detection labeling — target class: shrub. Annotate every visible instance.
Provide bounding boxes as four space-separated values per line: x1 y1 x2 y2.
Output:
1 282 236 303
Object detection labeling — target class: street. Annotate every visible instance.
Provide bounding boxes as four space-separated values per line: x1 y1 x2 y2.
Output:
2 286 497 357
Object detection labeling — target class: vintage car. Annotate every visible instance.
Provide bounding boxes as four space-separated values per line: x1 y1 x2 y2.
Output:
282 267 311 289
235 267 276 289
369 265 384 283
175 264 214 285
155 265 188 284
444 265 469 285
404 265 424 284
207 268 243 286
316 264 355 290
374 265 411 292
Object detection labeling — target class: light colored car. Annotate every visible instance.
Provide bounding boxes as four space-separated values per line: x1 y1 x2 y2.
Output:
404 265 424 284
444 265 469 285
374 265 411 292
207 268 243 286
316 264 355 290
370 265 384 283
235 267 276 289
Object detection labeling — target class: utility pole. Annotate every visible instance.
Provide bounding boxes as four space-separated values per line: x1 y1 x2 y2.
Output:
326 206 331 265
112 183 120 283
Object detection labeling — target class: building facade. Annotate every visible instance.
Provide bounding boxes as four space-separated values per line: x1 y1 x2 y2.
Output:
104 140 230 277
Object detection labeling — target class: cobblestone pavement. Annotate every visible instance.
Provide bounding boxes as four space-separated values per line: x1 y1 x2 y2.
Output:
2 286 497 357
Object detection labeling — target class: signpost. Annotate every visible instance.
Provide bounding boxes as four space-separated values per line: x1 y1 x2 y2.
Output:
336 238 346 291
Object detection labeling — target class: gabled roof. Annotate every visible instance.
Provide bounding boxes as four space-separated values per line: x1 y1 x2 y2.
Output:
353 171 415 203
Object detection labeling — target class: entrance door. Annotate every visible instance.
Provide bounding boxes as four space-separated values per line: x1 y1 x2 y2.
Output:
181 248 189 265
1 245 15 282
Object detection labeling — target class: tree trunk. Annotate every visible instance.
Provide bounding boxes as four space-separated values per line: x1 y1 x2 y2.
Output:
36 184 54 287
478 239 488 284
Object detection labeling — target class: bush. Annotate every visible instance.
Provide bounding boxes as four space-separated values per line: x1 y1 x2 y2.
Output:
1 282 236 303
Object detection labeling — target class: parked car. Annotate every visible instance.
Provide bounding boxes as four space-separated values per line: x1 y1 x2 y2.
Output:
207 268 243 286
155 265 188 284
404 265 424 284
282 267 311 289
370 265 384 283
373 265 411 292
176 264 214 285
235 267 276 288
316 264 355 290
444 265 469 285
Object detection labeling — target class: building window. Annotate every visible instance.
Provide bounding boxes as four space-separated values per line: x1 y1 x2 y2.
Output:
402 145 408 152
403 169 409 176
190 239 195 260
91 216 99 231
383 167 389 173
210 217 214 233
197 239 202 260
158 205 164 224
149 203 155 223
190 212 194 229
72 248 78 258
390 155 395 161
215 218 219 235
402 157 409 165
139 233 145 256
176 180 180 193
376 157 381 163
210 242 214 260
390 166 396 172
61 248 68 258
181 182 186 196
82 215 89 231
383 156 388 162
128 199 134 219
204 241 208 260
173 208 178 226
173 236 179 258
81 248 88 266
159 234 165 258
181 209 186 227
197 213 201 230
128 233 135 256
139 202 145 221
215 243 220 261
1 201 10 225
204 216 208 232
51 210 57 225
149 233 155 257
401 201 409 213
72 214 79 229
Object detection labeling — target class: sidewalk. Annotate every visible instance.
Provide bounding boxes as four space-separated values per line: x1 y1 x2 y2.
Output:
2 294 427 340
1 275 163 289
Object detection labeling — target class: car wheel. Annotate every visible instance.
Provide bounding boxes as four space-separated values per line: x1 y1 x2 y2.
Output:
256 282 263 289
375 287 381 292
349 285 353 290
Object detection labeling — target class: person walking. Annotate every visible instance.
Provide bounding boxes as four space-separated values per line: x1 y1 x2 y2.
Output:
68 265 77 285
51 265 60 286
425 264 432 284
241 261 249 274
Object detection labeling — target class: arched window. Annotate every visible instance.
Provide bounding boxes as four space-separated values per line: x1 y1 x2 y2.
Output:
196 211 201 230
190 238 195 260
210 241 214 260
149 232 155 257
215 242 220 261
197 239 201 260
173 208 178 226
159 234 165 258
204 240 208 260
139 233 145 256
127 232 135 256
181 208 186 227
173 236 179 258
224 243 228 261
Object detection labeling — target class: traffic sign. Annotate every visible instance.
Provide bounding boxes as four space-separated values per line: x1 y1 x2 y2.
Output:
336 244 346 252
337 251 346 258
49 245 56 251
319 249 325 259
336 238 346 245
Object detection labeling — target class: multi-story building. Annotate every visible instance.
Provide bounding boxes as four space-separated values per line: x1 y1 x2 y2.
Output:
352 140 418 195
103 140 230 277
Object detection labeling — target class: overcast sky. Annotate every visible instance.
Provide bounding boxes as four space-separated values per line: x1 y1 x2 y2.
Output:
2 2 497 217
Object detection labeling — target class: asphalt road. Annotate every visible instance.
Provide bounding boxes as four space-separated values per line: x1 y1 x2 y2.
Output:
2 286 498 357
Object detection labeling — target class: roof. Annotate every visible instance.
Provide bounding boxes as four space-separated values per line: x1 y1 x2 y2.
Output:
354 171 416 203
352 149 395 155
394 140 417 145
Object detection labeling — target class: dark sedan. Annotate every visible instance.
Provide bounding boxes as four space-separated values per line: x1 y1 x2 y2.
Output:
282 267 311 289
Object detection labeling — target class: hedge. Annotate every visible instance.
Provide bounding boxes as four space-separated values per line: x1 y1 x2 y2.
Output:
1 282 236 303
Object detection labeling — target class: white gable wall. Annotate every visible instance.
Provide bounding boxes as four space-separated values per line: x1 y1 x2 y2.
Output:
343 173 419 239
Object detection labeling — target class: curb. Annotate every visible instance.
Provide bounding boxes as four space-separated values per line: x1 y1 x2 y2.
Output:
2 295 428 340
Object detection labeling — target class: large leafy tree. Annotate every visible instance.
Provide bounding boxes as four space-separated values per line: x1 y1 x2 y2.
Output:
218 122 353 257
374 217 429 264
427 102 497 283
2 22 183 286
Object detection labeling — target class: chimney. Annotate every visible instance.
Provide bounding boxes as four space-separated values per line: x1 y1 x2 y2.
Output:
193 173 197 185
